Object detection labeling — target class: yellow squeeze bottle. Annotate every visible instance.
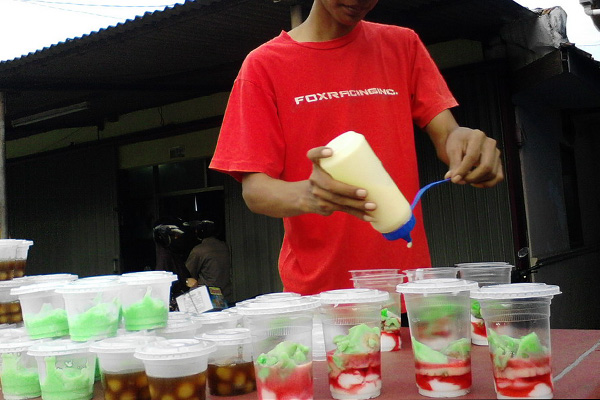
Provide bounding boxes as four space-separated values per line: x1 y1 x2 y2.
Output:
319 131 415 247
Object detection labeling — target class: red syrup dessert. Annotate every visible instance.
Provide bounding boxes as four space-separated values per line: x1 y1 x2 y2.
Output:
488 330 553 399
411 337 472 397
470 299 488 345
327 324 382 399
381 308 402 352
255 341 313 400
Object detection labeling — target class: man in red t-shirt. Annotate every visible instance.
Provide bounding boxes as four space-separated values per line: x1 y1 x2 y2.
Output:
210 0 504 295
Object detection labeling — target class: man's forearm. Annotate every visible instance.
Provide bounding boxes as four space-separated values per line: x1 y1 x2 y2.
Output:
241 172 311 218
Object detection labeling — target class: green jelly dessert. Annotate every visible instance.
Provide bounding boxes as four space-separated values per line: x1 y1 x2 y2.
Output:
470 299 482 319
0 353 41 397
411 337 471 364
40 356 94 400
487 330 547 369
333 323 380 355
25 303 69 339
68 301 119 341
255 341 310 380
122 291 167 331
381 308 401 332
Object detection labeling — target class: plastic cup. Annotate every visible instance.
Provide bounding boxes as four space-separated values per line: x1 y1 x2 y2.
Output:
237 296 320 400
201 328 257 396
119 271 177 331
14 241 33 278
14 274 78 286
0 336 45 399
134 338 216 400
456 263 513 345
0 280 26 326
397 278 478 398
318 288 390 400
0 241 18 281
11 282 70 339
194 310 242 335
404 267 458 282
351 274 407 352
349 269 400 278
254 292 301 301
55 279 124 342
90 335 159 400
154 312 202 339
471 283 561 400
28 339 96 400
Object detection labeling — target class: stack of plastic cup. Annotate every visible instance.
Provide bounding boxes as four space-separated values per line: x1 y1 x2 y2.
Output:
11 281 71 339
194 310 242 335
14 240 33 278
28 339 96 400
349 269 400 278
119 271 177 331
404 267 458 281
318 288 390 400
56 278 124 342
0 240 18 281
455 262 513 345
350 273 407 352
200 328 257 396
0 335 45 400
0 280 26 326
472 283 561 400
90 335 159 400
134 338 216 400
397 278 478 398
237 296 320 400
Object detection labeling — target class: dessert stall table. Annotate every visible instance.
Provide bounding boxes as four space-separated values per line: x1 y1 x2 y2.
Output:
1 329 598 400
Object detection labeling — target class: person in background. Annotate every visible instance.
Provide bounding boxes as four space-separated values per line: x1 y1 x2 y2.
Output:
184 220 233 305
209 0 504 295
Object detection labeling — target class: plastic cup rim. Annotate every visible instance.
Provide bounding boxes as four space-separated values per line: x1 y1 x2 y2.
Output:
396 278 479 294
318 288 390 304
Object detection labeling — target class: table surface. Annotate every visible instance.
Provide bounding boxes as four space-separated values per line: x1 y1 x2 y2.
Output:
1 329 598 400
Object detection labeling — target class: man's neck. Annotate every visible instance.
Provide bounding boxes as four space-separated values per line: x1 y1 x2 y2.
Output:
288 2 358 42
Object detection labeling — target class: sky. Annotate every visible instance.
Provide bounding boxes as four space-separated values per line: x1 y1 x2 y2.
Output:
0 0 599 62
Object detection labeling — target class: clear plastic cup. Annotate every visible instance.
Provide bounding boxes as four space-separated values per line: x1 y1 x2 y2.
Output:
0 336 44 399
11 282 70 339
349 269 400 278
16 274 78 285
55 279 124 341
194 310 242 335
397 279 478 398
254 292 301 301
90 335 159 400
27 339 96 400
472 283 561 400
237 296 320 400
14 241 33 279
0 241 18 281
351 273 407 352
0 280 26 326
134 338 216 400
318 288 390 400
404 267 458 282
456 263 513 345
154 312 202 339
201 328 257 396
119 271 177 331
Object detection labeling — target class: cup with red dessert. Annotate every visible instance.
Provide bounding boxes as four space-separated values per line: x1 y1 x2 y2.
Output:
471 283 561 399
397 278 478 398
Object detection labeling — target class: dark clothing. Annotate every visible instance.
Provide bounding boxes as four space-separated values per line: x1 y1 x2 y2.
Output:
155 243 192 311
185 237 233 304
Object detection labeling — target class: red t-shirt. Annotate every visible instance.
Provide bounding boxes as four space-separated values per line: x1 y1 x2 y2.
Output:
210 21 458 295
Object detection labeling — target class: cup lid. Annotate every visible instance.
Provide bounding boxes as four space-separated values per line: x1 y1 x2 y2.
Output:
155 318 202 335
351 274 406 283
254 292 301 301
89 335 160 354
396 278 479 294
200 328 252 344
0 336 45 353
120 271 177 285
55 279 124 294
11 281 70 296
318 288 390 304
236 296 320 315
471 283 561 299
193 310 242 323
0 279 28 290
455 262 511 267
19 274 79 284
28 338 91 357
0 327 27 341
134 338 216 361
349 269 400 277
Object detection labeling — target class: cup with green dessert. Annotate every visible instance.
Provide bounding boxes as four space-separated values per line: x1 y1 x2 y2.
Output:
0 335 46 400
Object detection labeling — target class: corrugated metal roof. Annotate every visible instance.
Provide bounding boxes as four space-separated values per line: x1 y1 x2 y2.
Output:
0 0 535 138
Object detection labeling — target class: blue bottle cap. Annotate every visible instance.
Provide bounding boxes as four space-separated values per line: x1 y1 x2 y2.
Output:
382 214 416 244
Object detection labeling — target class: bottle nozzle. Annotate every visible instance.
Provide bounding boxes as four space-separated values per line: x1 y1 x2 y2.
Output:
382 214 416 246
